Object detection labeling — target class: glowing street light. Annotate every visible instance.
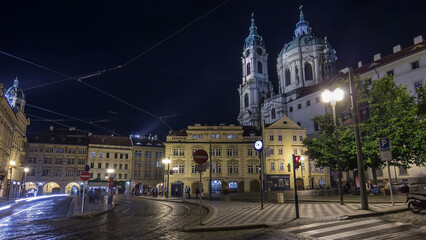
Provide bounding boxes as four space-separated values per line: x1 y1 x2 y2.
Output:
162 158 171 197
322 88 344 205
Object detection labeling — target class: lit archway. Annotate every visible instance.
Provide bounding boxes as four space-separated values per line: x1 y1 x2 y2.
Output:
211 179 222 193
43 182 60 194
228 181 238 193
65 182 80 195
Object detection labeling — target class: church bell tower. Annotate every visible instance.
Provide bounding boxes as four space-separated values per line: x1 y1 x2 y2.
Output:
237 13 272 128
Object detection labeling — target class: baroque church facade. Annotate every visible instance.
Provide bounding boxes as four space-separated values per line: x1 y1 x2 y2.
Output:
238 6 337 134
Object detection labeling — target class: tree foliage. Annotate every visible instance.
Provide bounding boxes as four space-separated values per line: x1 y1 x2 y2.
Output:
304 75 425 171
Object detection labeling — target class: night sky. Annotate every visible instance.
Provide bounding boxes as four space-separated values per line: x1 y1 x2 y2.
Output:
0 0 424 139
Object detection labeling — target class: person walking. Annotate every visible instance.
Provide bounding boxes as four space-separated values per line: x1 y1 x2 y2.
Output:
366 180 374 196
187 186 191 199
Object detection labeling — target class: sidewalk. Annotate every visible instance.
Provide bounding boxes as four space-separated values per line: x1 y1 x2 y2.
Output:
135 192 409 232
67 195 116 218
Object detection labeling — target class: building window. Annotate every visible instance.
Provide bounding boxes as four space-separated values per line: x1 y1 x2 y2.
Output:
173 148 185 157
106 152 110 158
247 62 251 75
105 163 109 169
244 93 249 108
271 108 276 119
414 81 423 91
119 164 123 169
78 159 85 165
99 152 102 158
399 167 408 176
211 148 221 157
227 148 238 157
54 169 62 177
300 149 305 155
114 153 118 159
144 171 152 177
298 103 302 109
376 168 383 177
97 173 101 179
28 157 37 164
96 163 101 169
269 148 274 155
247 148 253 156
279 162 284 171
289 107 293 112
314 121 319 131
91 152 95 158
120 153 123 159
248 165 254 174
125 164 128 170
270 162 275 171
145 151 153 158
304 62 313 80
118 174 122 179
79 149 86 154
156 161 161 168
285 69 291 86
227 165 239 174
278 135 282 141
297 122 301 126
145 161 152 168
43 158 52 164
293 149 298 155
299 136 303 142
125 154 129 159
386 70 394 76
411 60 419 70
212 165 222 174
173 165 184 174
278 149 283 155
269 135 274 141
192 165 196 174
293 135 297 141
55 158 63 165
42 168 50 176
91 162 94 168
257 61 263 74
227 134 236 139
306 100 311 106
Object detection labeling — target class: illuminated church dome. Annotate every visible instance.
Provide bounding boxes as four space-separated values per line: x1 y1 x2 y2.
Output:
5 77 26 112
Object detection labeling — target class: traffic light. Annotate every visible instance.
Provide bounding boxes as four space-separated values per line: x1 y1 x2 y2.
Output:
293 154 301 169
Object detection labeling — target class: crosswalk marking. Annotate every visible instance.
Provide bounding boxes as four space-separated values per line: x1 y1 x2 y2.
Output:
289 219 382 236
318 222 408 240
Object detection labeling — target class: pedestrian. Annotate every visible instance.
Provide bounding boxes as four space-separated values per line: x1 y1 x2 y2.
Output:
88 188 95 203
196 188 199 198
380 179 390 196
175 187 179 197
187 186 191 199
366 180 374 196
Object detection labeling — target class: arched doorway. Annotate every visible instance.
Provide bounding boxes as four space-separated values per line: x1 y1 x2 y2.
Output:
250 180 260 192
24 182 38 197
211 180 221 193
43 182 60 194
296 178 304 190
238 181 245 192
228 181 238 193
65 182 80 195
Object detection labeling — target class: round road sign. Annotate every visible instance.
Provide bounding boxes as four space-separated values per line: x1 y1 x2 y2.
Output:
80 171 90 181
193 149 208 165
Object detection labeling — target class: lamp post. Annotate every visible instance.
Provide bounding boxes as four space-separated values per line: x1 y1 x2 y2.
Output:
162 158 171 198
7 160 16 201
322 88 344 205
107 168 115 203
21 167 29 198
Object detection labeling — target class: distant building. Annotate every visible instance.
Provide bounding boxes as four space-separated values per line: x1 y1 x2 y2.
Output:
165 124 261 195
131 135 165 193
0 78 30 198
24 127 89 195
264 116 331 190
88 135 133 193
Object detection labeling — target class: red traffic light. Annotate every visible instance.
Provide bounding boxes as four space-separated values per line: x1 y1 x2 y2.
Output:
293 154 301 169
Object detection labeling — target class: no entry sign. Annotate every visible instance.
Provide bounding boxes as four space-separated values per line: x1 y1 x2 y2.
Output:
80 171 90 181
193 149 208 165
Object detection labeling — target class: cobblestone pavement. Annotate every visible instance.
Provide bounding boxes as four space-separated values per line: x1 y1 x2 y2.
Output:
200 201 406 226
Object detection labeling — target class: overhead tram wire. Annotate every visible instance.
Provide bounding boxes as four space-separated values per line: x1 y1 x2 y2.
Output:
0 0 231 131
12 0 231 92
26 104 119 135
26 113 73 129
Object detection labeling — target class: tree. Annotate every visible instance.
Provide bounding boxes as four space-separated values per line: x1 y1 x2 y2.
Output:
304 76 425 172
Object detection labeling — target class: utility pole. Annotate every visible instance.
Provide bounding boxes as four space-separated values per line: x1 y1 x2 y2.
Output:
348 67 369 210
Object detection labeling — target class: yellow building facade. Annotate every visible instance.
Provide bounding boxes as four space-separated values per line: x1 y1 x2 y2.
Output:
264 116 330 190
165 124 261 195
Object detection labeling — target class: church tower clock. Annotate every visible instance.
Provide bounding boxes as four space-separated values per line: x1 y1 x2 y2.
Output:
237 14 272 129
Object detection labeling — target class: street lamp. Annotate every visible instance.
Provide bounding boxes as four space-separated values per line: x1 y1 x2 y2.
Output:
7 160 16 201
162 158 171 197
107 168 115 203
21 167 29 198
322 88 344 205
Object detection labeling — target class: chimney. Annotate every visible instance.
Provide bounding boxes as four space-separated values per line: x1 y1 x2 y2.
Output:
49 125 54 131
414 35 423 45
393 45 401 53
357 61 363 68
374 53 381 61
